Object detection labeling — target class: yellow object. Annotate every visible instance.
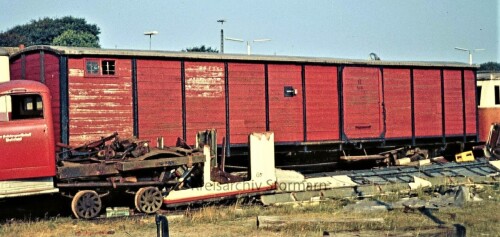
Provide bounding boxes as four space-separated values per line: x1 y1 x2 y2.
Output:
455 151 475 162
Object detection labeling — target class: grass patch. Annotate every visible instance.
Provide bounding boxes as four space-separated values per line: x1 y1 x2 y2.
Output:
0 184 498 236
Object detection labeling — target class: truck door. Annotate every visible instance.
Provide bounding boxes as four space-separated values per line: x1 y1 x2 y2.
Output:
342 67 384 140
0 93 55 180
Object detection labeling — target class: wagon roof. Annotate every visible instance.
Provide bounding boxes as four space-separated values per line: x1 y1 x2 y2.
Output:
11 45 478 69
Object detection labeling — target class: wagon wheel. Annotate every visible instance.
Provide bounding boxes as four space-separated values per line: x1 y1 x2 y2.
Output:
134 187 163 214
71 190 102 219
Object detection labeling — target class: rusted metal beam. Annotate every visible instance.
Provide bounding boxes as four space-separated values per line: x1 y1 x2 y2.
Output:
340 154 386 161
115 155 205 172
57 162 119 179
57 181 166 188
57 153 205 179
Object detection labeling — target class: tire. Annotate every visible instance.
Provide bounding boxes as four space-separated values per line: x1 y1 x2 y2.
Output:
134 187 163 214
71 190 102 219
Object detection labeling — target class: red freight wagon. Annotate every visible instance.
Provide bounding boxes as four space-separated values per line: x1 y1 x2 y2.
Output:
9 46 478 165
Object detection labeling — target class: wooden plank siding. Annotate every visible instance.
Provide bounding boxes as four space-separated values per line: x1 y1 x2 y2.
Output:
383 68 412 139
184 62 226 144
7 46 479 151
444 70 464 136
342 67 383 139
136 60 182 146
67 58 133 145
267 64 303 143
413 69 442 137
464 70 477 135
44 54 62 144
305 65 339 141
228 63 266 144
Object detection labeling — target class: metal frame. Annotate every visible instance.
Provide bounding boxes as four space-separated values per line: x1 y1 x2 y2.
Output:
131 58 139 137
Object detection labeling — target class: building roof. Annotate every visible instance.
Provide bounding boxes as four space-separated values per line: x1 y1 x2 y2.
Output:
11 45 478 69
0 47 22 56
477 71 500 80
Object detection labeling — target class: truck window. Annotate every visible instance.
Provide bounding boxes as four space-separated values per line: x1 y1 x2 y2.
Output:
0 94 44 121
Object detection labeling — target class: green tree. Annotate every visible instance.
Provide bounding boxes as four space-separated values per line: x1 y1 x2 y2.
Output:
52 30 100 47
0 16 100 47
183 45 218 53
479 62 500 71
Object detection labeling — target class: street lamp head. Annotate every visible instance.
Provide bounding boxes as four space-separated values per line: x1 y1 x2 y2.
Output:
225 37 244 42
144 31 158 36
454 47 469 52
253 39 271 42
454 46 485 65
217 19 226 24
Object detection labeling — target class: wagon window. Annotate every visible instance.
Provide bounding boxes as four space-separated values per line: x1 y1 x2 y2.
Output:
102 60 115 75
86 60 100 75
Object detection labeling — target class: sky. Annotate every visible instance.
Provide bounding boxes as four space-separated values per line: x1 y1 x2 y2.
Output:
1 0 498 64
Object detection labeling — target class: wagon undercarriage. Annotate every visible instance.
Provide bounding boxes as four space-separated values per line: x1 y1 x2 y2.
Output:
55 133 207 219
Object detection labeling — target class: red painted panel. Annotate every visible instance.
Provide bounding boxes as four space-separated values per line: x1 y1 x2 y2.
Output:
228 63 266 144
10 59 22 80
305 65 339 141
25 54 40 82
464 70 477 135
0 81 56 180
444 70 463 136
343 67 383 139
185 62 226 144
68 58 133 146
384 68 412 138
10 53 61 145
44 54 61 144
268 64 303 142
414 69 442 137
137 60 182 146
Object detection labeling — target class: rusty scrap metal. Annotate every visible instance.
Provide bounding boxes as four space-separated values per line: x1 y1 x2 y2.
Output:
57 151 205 179
210 166 245 184
56 132 206 182
57 132 150 162
484 123 500 159
340 154 386 162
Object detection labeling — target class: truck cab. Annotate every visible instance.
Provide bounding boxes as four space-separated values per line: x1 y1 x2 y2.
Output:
0 80 58 198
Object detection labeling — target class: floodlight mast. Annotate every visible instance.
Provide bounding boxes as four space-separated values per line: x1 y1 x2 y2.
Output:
454 47 485 65
217 19 226 53
144 31 158 50
225 37 271 55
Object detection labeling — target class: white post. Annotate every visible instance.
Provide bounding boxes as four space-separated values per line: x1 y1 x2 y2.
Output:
0 49 10 121
0 49 9 83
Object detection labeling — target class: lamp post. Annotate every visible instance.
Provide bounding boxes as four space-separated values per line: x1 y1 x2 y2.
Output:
217 19 226 54
144 31 158 50
454 47 485 65
225 37 271 55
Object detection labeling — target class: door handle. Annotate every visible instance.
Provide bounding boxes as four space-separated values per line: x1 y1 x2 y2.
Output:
355 124 372 129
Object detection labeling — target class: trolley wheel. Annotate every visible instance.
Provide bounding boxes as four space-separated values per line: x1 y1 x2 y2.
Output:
134 187 163 214
71 190 102 219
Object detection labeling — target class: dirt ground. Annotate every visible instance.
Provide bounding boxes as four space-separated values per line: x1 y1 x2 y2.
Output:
0 184 499 237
